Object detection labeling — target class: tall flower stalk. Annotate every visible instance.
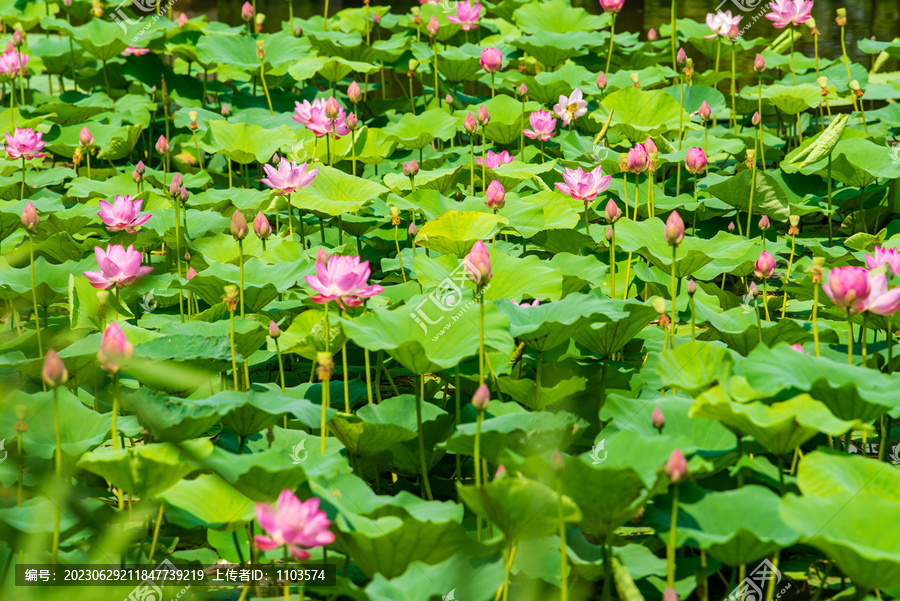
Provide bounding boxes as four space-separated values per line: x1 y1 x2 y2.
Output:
42 350 67 563
665 449 687 589
21 202 43 357
665 212 685 349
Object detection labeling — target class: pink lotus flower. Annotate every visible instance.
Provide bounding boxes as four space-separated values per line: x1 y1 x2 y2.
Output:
476 150 514 169
187 266 197 281
552 88 588 127
305 254 384 310
305 98 351 139
480 47 503 73
241 1 254 20
685 147 707 174
177 12 189 27
464 240 492 285
485 180 505 210
348 81 362 103
705 11 741 39
98 322 133 373
427 15 439 37
261 158 319 195
0 47 28 77
554 165 612 203
626 143 649 173
511 298 540 307
254 490 334 561
865 246 900 277
765 0 813 28
824 266 870 310
754 251 776 279
447 0 482 31
598 0 624 14
5 127 46 160
83 244 153 289
523 110 557 141
21 201 39 231
122 46 150 56
292 98 326 125
855 271 900 316
665 211 685 246
98 195 152 234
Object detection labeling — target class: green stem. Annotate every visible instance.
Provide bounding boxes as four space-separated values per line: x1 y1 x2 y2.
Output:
275 338 285 393
479 294 485 384
559 500 568 601
670 245 677 350
762 280 770 321
416 374 433 500
610 225 616 299
238 239 245 317
812 285 821 356
148 504 164 565
862 313 868 366
470 138 475 196
847 308 853 365
230 309 239 390
21 156 25 200
455 370 462 489
670 0 677 70
690 295 695 342
51 387 61 564
364 348 373 403
29 233 43 357
827 155 833 247
605 15 616 73
666 485 679 588
731 42 737 134
394 224 407 282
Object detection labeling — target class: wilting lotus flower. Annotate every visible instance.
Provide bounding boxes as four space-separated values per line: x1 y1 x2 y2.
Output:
254 490 334 560
464 240 492 285
447 0 482 30
98 322 133 373
83 244 153 289
477 150 514 169
480 47 503 73
122 46 150 56
865 246 900 276
754 251 776 279
98 195 151 234
765 0 813 28
665 211 685 246
261 158 319 195
856 271 900 316
824 266 870 310
305 254 384 310
485 180 505 210
626 143 649 173
555 165 612 203
523 110 557 141
705 11 741 39
598 0 624 14
552 88 588 127
685 147 707 174
5 127 46 160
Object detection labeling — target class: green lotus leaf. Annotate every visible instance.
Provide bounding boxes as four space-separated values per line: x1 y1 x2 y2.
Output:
64 18 130 62
494 288 610 352
293 166 387 215
381 109 459 150
364 555 505 601
200 120 297 164
497 374 588 410
415 210 507 257
178 257 310 311
436 46 482 83
510 31 593 71
760 84 822 115
655 341 734 396
157 474 255 530
611 217 713 277
703 169 790 221
522 64 593 105
573 298 659 358
512 0 608 33
592 87 692 143
328 394 422 456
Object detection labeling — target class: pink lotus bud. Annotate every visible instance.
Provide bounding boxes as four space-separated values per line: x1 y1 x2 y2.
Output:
551 448 565 471
184 250 191 261
373 12 381 24
748 281 759 297
12 29 25 48
178 12 189 27
517 83 527 96
316 247 329 265
408 222 417 236
269 320 280 338
663 587 679 601
687 279 696 295
665 211 685 246
346 112 359 130
495 465 506 478
485 180 505 210
324 97 340 120
676 47 687 65
605 199 621 223
596 72 607 89
155 135 169 155
98 323 133 373
754 251 776 279
758 215 770 231
606 227 613 242
647 28 658 41
480 48 503 74
221 104 230 116
231 209 249 240
727 221 735 232
42 348 69 388
626 143 648 173
403 159 419 177
665 448 688 483
446 93 454 104
134 160 146 175
464 112 477 134
253 211 271 240
790 344 804 352
685 147 707 175
180 186 188 202
651 407 665 431
752 111 761 125
476 105 490 126
21 201 39 232
598 0 625 15
79 126 93 148
187 266 197 281
754 53 766 73
427 15 439 37
348 81 362 103
63 0 71 6
824 266 870 309
472 383 490 411
170 173 183 197
465 240 492 285
241 1 254 21
698 100 712 121
644 136 657 155
727 24 739 41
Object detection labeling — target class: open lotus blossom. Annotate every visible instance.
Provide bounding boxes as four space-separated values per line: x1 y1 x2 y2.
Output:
552 89 588 127
305 254 384 310
255 490 334 560
476 150 514 169
765 0 813 28
305 98 351 138
855 271 900 316
98 195 151 234
447 0 482 30
555 165 612 203
0 45 28 77
83 244 154 289
705 11 741 39
5 127 46 160
292 98 327 125
523 110 557 141
824 266 870 310
865 246 900 277
261 158 319 195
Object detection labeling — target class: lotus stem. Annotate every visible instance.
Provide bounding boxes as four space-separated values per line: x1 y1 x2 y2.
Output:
715 38 721 80
559 495 568 601
670 246 677 349
416 374 433 501
323 0 329 30
846 309 854 365
479 292 486 384
17 429 23 506
789 29 797 86
238 239 245 317
260 62 273 116
394 223 407 282
731 42 737 134
827 156 833 247
861 313 868 365
351 129 357 177
670 0 677 69
746 166 757 242
339 309 349 412
20 156 25 200
409 75 415 115
755 291 763 345
520 95 525 157
605 15 616 73
758 77 766 169
762 279 771 321
481 127 487 193
781 233 796 318
690 294 696 342
811 284 821 357
539 139 545 163
86 152 91 179
230 306 239 390
502 541 514 601
469 137 475 196
609 224 616 298
839 23 860 116
29 232 43 357
275 338 285 394
51 386 61 564
764 552 781 601
666 484 679 588
148 504 164 565
321 307 331 455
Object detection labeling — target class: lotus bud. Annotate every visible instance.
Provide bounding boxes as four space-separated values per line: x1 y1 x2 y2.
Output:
651 297 666 315
373 12 381 24
752 111 761 125
98 323 133 373
42 349 68 388
626 144 648 173
647 28 658 41
403 159 419 177
346 112 359 130
79 126 93 148
269 320 280 338
551 448 565 472
480 48 503 74
665 448 688 483
408 222 417 236
665 211 685 246
464 112 478 134
472 383 490 411
231 209 249 240
728 221 735 232
676 47 687 66
12 29 25 48
477 105 491 126
651 407 665 432
598 0 624 15
427 15 439 37
253 211 271 240
184 250 191 262
835 8 846 27
596 71 607 89
222 104 230 116
21 201 39 232
685 147 706 175
727 24 739 42
754 251 776 279
605 227 613 242
324 97 340 120
241 1 253 21
187 266 197 281
134 159 146 175
178 12 189 27
644 136 657 155
663 587 680 601
179 186 188 202
687 279 696 295
698 100 712 121
758 215 770 231
348 81 362 103
485 180 505 210
517 83 527 96
605 199 621 223
630 72 640 88
495 465 506 478
169 173 183 197
223 285 239 312
155 135 169 155
63 0 71 6
446 93 454 104
754 53 766 73
465 240 492 285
